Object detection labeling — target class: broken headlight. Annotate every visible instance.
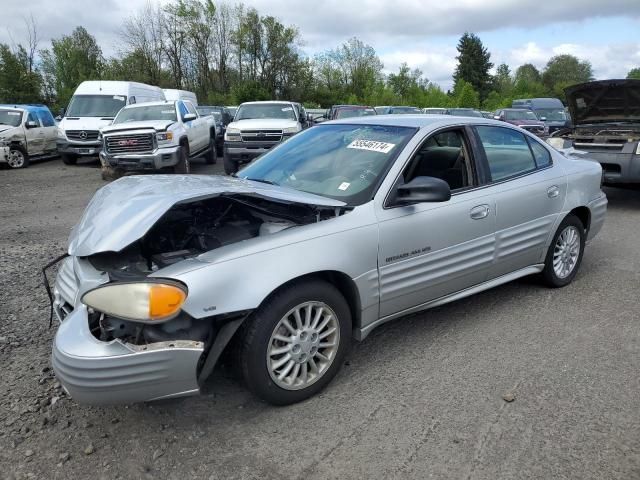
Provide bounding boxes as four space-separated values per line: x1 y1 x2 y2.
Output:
82 281 187 323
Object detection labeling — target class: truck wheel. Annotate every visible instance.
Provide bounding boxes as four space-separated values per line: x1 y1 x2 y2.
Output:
240 280 351 405
541 214 585 288
204 137 217 164
7 146 29 168
61 153 77 165
174 146 190 174
223 151 238 175
101 166 125 181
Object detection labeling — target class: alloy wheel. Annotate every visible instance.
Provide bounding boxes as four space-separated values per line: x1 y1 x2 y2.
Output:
553 225 581 279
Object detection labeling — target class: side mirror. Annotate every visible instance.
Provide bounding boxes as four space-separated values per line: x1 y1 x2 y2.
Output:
55 115 62 122
395 176 451 204
25 121 38 129
493 115 501 121
540 116 547 121
183 113 197 122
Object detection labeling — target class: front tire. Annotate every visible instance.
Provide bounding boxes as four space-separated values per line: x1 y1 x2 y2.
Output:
173 145 190 174
7 146 29 168
61 153 77 165
223 151 238 175
204 137 217 164
240 280 352 405
541 214 585 288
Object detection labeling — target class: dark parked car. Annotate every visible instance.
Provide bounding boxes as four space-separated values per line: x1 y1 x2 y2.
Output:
494 108 547 137
446 108 484 118
325 105 377 120
385 106 422 115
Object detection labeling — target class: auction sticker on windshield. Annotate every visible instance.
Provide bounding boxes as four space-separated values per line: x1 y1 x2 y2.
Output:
347 139 395 154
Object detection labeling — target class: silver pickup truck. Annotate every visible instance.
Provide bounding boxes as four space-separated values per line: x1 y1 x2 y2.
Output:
99 100 217 179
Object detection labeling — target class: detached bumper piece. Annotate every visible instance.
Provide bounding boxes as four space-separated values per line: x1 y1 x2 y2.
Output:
52 306 204 405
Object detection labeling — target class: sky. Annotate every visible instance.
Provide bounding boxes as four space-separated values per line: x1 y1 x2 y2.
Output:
1 0 639 90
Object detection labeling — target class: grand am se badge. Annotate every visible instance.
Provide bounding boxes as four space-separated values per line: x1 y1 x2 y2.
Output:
385 246 432 263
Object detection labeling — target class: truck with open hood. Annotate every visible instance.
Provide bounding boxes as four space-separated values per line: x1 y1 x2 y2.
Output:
547 79 640 186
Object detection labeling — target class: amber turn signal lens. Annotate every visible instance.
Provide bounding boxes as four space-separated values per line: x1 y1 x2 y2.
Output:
149 284 186 320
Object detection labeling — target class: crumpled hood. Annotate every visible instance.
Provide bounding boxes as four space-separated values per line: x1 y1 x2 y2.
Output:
228 118 299 131
101 120 175 134
68 175 345 256
565 79 640 125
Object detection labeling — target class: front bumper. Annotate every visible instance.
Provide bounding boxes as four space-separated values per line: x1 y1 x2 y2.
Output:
99 145 181 171
580 152 640 184
0 145 10 164
52 306 204 405
50 256 204 405
224 140 281 164
57 139 101 157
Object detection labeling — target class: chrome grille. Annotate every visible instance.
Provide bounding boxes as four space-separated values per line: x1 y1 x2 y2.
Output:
66 130 100 141
105 133 155 154
241 129 283 142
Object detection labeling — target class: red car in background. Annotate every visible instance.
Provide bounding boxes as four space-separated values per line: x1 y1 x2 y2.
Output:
494 108 548 137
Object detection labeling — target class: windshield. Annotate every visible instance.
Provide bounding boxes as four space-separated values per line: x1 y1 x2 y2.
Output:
66 95 127 118
534 108 567 121
235 104 296 121
335 107 376 119
239 124 417 206
449 109 483 117
505 110 539 121
0 110 23 127
389 107 422 114
113 105 177 124
425 109 446 115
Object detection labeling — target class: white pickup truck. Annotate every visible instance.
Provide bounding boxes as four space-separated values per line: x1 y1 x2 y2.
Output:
99 100 217 179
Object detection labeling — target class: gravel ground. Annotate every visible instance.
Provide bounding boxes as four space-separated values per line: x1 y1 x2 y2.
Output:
0 157 639 480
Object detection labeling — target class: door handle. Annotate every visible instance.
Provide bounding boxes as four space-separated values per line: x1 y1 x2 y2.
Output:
470 204 490 220
547 185 560 198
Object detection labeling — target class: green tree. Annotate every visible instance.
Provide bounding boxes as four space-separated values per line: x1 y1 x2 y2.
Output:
452 32 493 103
387 63 427 103
454 80 480 108
0 44 42 103
514 63 541 84
40 26 103 108
493 63 513 95
627 68 640 80
542 54 593 97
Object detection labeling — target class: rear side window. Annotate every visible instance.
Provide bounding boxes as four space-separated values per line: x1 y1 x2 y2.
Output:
527 138 552 168
476 126 537 182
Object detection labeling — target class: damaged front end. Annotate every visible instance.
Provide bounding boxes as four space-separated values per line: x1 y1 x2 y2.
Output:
49 175 346 405
548 79 640 185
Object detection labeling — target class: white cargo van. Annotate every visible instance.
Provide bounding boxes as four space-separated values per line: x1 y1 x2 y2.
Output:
57 81 165 164
162 89 198 107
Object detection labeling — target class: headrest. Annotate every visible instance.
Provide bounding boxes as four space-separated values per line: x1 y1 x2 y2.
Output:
418 146 460 170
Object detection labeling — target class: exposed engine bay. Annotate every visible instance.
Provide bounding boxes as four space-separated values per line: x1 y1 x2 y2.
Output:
85 195 343 346
554 124 640 145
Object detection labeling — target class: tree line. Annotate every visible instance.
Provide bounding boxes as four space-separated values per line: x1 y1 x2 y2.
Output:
1 1 639 112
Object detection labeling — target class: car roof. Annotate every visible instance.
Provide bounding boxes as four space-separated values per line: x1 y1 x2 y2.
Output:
327 114 505 129
240 101 294 106
122 100 177 109
0 104 52 113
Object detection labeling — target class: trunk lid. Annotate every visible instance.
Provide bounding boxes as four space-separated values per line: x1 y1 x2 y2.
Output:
68 175 345 256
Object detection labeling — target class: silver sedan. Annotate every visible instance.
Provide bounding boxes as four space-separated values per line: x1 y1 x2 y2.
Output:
49 115 607 406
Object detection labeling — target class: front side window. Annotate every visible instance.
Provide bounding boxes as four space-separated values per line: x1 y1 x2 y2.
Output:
239 124 417 206
113 105 177 124
235 103 297 121
476 126 537 182
27 112 40 126
402 129 473 191
66 95 127 118
37 110 55 127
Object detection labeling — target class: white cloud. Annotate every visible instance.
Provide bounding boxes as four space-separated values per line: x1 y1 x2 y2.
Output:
380 48 458 90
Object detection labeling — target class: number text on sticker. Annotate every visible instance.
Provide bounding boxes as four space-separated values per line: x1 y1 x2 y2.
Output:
347 140 395 154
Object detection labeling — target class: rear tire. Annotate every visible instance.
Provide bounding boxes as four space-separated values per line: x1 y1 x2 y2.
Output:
61 153 77 165
7 146 29 169
541 214 585 288
173 145 190 174
223 151 238 175
204 137 217 164
240 280 351 405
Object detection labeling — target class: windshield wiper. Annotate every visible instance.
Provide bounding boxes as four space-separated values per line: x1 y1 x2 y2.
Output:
245 177 279 186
